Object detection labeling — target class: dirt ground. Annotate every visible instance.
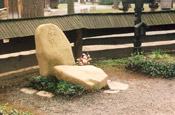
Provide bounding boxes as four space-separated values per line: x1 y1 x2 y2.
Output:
1 68 175 115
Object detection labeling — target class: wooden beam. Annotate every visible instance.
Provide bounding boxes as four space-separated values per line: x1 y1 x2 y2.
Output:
0 36 35 54
0 51 38 73
74 29 83 59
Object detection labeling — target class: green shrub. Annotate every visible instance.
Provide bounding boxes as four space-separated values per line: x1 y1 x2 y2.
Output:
99 0 113 5
28 76 58 93
56 80 84 97
28 76 85 97
125 53 175 78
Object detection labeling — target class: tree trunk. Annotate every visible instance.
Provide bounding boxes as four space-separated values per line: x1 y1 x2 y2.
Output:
21 0 44 18
113 0 118 9
67 0 75 14
80 0 84 4
92 0 95 4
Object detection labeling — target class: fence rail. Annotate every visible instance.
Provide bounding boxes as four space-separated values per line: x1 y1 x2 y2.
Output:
1 11 175 78
1 31 175 77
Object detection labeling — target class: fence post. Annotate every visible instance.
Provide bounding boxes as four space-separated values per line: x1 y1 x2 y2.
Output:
75 29 83 59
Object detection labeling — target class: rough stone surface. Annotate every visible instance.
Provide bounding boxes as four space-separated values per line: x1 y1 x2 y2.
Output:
103 90 120 94
54 65 108 90
20 88 38 95
35 24 75 77
36 91 54 98
107 81 129 91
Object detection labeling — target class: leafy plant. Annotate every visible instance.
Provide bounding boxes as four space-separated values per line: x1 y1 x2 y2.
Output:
28 76 58 93
125 52 175 78
151 49 168 59
28 76 86 97
0 104 31 115
56 80 84 97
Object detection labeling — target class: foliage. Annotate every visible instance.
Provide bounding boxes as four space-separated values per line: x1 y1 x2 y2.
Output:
151 49 169 59
99 0 113 5
0 104 31 115
28 76 107 97
56 80 84 97
125 51 175 78
28 76 85 97
28 76 58 93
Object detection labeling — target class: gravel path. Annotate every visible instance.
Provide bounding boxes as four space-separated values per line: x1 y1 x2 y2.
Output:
1 70 175 115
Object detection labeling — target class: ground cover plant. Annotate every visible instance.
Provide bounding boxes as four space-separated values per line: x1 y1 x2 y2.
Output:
0 104 31 115
125 50 175 78
28 76 85 97
94 49 175 78
28 74 106 98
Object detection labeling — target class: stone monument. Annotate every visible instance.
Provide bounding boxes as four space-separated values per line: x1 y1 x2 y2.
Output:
35 24 108 90
35 23 75 77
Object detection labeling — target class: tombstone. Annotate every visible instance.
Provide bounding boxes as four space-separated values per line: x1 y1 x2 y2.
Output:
35 23 75 77
160 0 173 10
35 24 108 90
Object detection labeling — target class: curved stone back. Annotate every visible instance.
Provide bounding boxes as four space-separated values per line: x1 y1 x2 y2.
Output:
35 24 75 77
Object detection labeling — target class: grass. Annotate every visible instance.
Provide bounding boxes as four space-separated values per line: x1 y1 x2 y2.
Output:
58 4 78 9
58 4 67 9
90 9 122 13
0 104 31 115
93 58 127 71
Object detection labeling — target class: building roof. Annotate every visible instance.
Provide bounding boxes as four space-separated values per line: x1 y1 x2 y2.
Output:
0 11 175 40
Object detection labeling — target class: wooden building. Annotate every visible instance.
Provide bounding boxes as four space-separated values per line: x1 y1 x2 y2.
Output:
0 0 5 8
160 0 173 10
4 0 44 19
50 0 59 8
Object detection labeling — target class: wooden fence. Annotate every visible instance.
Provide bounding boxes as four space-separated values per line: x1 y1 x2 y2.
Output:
1 30 175 78
1 12 175 78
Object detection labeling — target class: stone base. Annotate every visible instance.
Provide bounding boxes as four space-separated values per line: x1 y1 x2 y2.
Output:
54 65 108 90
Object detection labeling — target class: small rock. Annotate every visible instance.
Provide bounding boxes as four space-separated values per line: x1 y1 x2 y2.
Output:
107 80 111 83
107 81 129 91
103 90 120 94
20 88 38 94
36 91 54 98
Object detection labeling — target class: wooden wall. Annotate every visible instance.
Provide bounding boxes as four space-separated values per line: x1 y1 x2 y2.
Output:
21 0 44 18
50 0 59 8
5 0 45 19
7 0 19 19
0 0 5 8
